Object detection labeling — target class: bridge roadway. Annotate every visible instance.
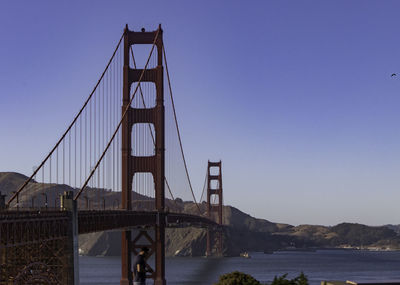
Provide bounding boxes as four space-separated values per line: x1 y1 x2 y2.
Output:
0 210 219 248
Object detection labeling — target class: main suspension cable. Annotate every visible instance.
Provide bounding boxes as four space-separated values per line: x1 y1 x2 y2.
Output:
199 168 208 204
74 28 160 200
162 45 202 215
7 32 125 206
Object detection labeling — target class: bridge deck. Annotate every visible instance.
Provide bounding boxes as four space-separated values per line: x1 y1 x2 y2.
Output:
0 210 218 248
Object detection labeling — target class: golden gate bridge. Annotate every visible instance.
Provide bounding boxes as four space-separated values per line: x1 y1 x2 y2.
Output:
0 24 224 285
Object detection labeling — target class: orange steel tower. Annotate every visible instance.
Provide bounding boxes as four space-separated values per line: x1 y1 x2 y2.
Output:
206 160 223 256
121 24 165 285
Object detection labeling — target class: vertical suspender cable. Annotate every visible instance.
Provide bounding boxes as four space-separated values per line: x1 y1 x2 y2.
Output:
80 114 82 188
63 139 65 185
69 129 71 187
89 92 92 189
85 108 87 188
74 29 160 200
75 122 77 189
162 45 201 214
56 147 58 185
7 33 124 205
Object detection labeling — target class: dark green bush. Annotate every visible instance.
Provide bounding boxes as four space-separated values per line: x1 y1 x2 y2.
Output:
271 272 308 285
214 271 262 285
215 271 309 285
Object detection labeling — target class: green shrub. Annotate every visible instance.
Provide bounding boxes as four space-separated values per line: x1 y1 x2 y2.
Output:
214 271 262 285
271 272 309 285
214 271 309 285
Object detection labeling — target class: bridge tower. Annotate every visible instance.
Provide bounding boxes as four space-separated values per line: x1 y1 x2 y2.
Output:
121 25 165 285
206 160 223 256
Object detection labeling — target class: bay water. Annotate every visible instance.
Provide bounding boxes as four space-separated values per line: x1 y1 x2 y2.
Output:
79 250 400 285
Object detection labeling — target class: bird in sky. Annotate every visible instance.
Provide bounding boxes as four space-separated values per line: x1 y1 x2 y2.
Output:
391 73 397 77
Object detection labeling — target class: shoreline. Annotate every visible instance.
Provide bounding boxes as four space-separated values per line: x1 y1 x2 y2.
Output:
272 246 400 253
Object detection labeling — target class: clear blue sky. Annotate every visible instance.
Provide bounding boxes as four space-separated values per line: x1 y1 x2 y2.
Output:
2 0 400 226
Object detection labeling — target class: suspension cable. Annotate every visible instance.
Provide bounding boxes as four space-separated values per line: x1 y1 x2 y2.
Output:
74 28 160 200
162 45 202 215
199 167 208 204
7 32 125 206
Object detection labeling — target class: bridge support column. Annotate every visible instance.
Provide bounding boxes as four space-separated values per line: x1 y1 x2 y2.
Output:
120 230 132 285
61 191 80 285
206 227 212 257
121 24 133 285
155 213 166 285
206 161 224 257
122 24 166 284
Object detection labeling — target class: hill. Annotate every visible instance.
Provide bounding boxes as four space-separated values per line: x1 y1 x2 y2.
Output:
1 172 400 256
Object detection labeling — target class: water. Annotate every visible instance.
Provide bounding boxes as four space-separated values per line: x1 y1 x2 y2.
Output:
79 250 400 285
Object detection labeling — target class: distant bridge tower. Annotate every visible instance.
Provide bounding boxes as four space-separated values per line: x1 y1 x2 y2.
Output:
121 25 165 285
206 160 223 256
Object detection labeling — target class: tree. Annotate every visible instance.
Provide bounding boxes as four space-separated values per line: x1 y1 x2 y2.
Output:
214 271 309 285
214 271 262 285
271 272 309 285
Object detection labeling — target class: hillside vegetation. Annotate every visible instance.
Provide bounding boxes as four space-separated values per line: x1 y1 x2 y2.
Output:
2 172 400 256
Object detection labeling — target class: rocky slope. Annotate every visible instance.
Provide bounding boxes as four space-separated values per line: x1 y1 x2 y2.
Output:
2 172 400 257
